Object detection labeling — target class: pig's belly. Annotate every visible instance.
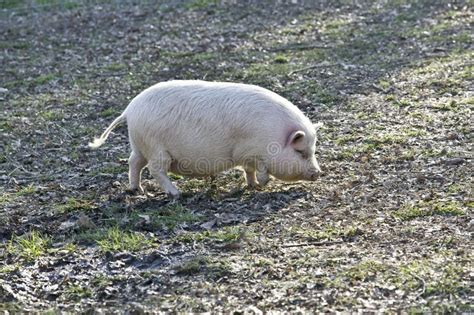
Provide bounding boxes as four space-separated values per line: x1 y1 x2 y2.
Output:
169 157 236 177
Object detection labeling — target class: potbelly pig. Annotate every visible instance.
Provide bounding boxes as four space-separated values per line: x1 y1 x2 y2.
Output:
89 80 323 199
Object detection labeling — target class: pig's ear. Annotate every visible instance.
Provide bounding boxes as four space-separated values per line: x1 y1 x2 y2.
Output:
287 130 306 150
314 122 324 131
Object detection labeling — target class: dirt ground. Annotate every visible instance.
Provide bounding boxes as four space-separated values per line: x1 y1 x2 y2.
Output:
0 0 472 312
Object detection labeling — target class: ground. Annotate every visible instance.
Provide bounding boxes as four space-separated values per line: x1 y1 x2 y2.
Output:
0 0 472 312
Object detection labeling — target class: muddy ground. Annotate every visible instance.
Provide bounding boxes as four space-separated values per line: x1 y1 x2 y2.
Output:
0 0 472 312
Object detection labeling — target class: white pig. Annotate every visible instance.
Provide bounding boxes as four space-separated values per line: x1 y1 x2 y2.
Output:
89 80 322 199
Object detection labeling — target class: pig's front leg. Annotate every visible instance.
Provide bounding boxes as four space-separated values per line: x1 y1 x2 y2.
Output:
245 163 270 188
245 168 258 188
256 164 270 187
148 153 181 199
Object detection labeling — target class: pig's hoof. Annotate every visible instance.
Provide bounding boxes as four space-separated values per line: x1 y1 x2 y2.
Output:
126 187 144 195
247 183 266 191
246 183 258 190
167 191 182 200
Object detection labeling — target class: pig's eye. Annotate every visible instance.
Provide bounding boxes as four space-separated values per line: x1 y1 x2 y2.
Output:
295 150 307 158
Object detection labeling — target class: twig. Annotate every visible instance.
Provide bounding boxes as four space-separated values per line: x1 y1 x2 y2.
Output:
281 240 345 248
409 271 426 298
270 43 333 52
371 83 393 94
288 62 338 75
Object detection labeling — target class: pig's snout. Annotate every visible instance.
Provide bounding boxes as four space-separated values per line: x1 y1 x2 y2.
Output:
308 166 323 181
309 172 321 181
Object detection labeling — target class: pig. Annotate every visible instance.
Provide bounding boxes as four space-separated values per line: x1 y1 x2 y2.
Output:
89 80 322 199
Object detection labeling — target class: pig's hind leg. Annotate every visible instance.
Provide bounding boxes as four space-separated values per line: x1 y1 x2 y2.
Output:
244 162 269 188
128 150 147 193
148 150 181 199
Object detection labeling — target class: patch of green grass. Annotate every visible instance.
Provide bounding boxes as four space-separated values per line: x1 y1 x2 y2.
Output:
63 242 78 253
335 143 377 160
191 51 216 63
459 96 474 106
394 260 429 291
73 229 106 245
242 62 291 85
344 260 387 282
6 231 50 261
40 110 64 121
99 107 119 118
378 79 391 89
32 73 56 86
447 184 463 194
385 94 396 102
100 164 128 175
311 88 340 106
90 274 127 290
393 259 468 298
0 41 29 49
62 98 76 106
291 224 361 241
253 257 274 268
176 226 246 243
300 49 326 63
175 256 208 275
62 1 79 9
322 17 351 38
105 62 127 72
3 80 21 89
16 184 36 196
393 205 429 221
335 134 357 145
184 0 219 10
393 201 465 221
274 54 289 64
424 263 467 296
0 0 24 9
131 203 200 230
366 133 407 146
0 193 12 205
465 201 474 209
0 302 21 312
393 98 412 107
400 149 416 161
420 148 451 158
96 227 154 253
0 119 13 131
64 284 92 301
2 0 80 10
431 100 462 112
174 255 230 278
56 197 95 213
0 185 36 205
285 81 340 106
168 173 183 180
402 128 427 137
432 201 465 216
0 264 19 273
179 178 208 191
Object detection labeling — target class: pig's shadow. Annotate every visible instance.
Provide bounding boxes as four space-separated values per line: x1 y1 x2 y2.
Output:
127 184 310 232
